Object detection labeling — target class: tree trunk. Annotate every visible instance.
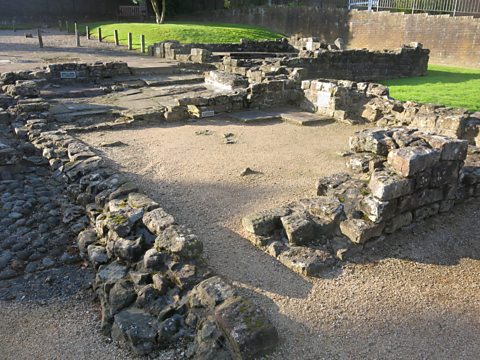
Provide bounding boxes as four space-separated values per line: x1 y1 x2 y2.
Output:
150 0 161 24
159 0 166 24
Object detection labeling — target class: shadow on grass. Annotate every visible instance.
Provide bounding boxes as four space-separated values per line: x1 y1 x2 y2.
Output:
387 69 480 87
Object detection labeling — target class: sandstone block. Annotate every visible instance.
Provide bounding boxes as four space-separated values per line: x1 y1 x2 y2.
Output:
424 135 468 161
414 203 440 221
277 246 336 276
281 212 317 246
242 207 290 236
359 195 397 223
215 296 278 359
143 208 176 235
384 212 413 233
387 146 441 177
340 219 384 244
368 170 414 200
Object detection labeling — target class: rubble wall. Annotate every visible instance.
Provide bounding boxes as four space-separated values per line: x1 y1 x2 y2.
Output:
149 38 297 60
242 128 480 276
0 72 279 358
0 62 131 90
300 79 479 145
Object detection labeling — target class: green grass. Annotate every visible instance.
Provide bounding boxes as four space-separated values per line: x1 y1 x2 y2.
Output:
75 21 283 50
384 64 480 112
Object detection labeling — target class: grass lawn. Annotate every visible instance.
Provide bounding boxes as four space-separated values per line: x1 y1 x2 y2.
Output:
384 64 480 112
76 22 283 49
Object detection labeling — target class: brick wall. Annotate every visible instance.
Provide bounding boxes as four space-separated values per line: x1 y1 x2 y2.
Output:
181 6 480 68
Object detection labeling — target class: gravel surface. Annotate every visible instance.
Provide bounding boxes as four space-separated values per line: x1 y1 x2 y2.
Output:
1 29 480 359
79 120 480 359
0 28 174 72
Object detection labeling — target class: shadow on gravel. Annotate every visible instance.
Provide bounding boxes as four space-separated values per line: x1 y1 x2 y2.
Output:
348 200 480 267
89 153 315 299
78 133 480 299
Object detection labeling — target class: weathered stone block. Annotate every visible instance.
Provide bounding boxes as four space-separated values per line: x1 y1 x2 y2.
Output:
281 212 317 246
430 161 460 188
349 129 396 156
128 193 159 211
190 276 237 309
384 212 413 233
368 170 414 200
155 225 203 259
111 308 159 355
205 71 248 90
277 246 335 276
242 207 290 236
424 135 468 161
414 203 440 221
359 195 397 223
215 296 278 359
316 173 351 196
387 146 441 177
143 208 175 235
397 188 444 212
307 196 345 223
339 219 384 244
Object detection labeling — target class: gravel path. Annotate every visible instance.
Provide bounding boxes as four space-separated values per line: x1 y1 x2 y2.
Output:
79 120 480 359
0 28 173 72
1 29 480 359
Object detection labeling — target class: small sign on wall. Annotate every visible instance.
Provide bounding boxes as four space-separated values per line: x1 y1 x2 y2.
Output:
316 91 331 108
201 110 215 118
60 71 77 79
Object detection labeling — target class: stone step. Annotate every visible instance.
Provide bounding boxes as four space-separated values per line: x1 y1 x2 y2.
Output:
280 110 334 126
230 108 334 126
229 109 283 124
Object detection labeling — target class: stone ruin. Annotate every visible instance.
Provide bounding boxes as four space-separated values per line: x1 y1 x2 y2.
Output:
150 35 430 82
0 63 281 358
0 34 479 356
242 128 480 276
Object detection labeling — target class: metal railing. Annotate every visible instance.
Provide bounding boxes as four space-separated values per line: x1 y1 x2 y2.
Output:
348 0 480 15
118 4 147 18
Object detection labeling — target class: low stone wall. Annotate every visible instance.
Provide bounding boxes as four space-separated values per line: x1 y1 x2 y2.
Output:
150 37 429 82
1 70 279 358
149 38 296 60
301 78 479 145
163 72 304 121
0 62 131 89
282 43 429 81
242 128 480 276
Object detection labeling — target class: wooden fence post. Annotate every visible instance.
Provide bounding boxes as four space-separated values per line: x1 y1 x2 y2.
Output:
37 29 43 48
74 23 80 47
114 29 119 46
65 20 69 33
140 34 145 53
128 32 132 50
98 27 102 42
86 26 90 40
58 19 62 31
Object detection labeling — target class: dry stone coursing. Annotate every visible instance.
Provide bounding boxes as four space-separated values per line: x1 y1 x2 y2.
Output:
0 77 279 358
149 38 296 61
150 37 428 82
242 127 480 276
0 61 131 88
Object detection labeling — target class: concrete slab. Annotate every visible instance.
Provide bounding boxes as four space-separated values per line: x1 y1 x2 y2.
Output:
280 110 334 126
229 110 283 124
